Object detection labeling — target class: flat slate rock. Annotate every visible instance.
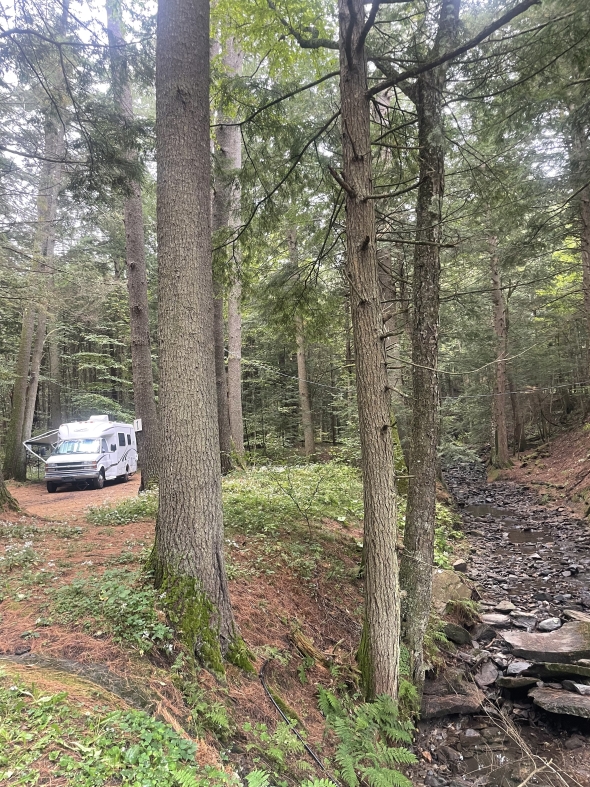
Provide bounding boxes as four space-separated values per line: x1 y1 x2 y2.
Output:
443 622 472 645
421 686 484 719
496 676 539 689
502 622 590 663
432 569 472 614
529 687 590 719
524 662 590 680
481 613 511 628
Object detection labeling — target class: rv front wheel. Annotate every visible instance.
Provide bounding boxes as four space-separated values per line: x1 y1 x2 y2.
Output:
93 471 105 490
46 481 57 493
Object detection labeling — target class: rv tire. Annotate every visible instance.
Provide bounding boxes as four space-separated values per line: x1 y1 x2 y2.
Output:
93 471 105 490
46 482 57 493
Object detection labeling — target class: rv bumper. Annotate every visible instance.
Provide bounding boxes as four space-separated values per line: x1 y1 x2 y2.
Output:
44 469 100 482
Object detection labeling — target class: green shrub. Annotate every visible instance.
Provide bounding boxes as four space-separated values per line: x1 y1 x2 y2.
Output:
52 569 172 654
87 488 158 526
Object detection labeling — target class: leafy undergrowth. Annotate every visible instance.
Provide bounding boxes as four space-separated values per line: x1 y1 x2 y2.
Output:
0 669 248 786
1 459 461 786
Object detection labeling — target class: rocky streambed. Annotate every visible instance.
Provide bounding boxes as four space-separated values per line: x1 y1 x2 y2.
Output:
413 463 590 787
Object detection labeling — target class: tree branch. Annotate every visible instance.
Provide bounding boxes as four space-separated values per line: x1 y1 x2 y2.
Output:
266 0 338 50
367 0 541 98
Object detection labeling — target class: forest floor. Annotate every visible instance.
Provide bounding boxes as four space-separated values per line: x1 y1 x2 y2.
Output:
2 459 590 786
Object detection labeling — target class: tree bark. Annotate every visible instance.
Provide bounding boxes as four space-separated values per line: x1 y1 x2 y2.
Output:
508 370 526 453
227 278 244 453
338 0 400 700
152 0 238 669
219 38 245 456
400 0 460 694
106 0 159 490
213 291 233 473
0 466 18 512
2 307 34 480
48 317 62 429
572 119 590 378
287 229 315 456
489 233 510 468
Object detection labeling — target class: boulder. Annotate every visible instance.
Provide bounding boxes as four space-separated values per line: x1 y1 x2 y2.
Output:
471 623 496 645
524 662 590 680
443 622 472 645
502 622 590 663
453 559 468 573
529 686 590 718
562 680 590 696
537 617 562 632
563 609 590 623
474 660 499 688
510 611 537 631
432 569 473 614
421 685 485 719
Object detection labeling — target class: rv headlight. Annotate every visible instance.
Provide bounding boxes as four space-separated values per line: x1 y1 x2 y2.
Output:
83 461 98 469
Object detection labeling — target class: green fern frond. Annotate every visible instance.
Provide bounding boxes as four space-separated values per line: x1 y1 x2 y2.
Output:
361 766 413 787
245 770 271 787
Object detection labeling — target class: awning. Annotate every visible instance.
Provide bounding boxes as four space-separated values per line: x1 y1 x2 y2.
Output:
23 429 59 464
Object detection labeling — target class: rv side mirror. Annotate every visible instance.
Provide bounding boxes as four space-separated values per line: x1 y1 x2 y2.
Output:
110 444 116 452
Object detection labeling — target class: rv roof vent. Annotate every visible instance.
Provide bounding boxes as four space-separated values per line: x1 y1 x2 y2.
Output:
88 415 110 423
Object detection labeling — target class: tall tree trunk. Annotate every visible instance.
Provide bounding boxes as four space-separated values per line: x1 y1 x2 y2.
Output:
0 466 18 512
220 38 245 456
23 103 65 443
378 248 409 470
227 279 244 453
489 233 510 468
572 119 590 378
152 0 238 669
106 0 159 490
48 317 62 428
295 314 315 456
287 229 314 456
213 291 233 473
400 0 460 694
2 307 34 480
338 0 400 701
508 370 526 453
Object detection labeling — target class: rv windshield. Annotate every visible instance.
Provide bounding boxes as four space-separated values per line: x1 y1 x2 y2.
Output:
55 439 101 455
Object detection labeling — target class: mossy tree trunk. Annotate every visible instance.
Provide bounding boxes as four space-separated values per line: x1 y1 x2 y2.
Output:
106 0 159 490
338 0 400 701
400 0 460 695
153 0 238 669
0 467 18 512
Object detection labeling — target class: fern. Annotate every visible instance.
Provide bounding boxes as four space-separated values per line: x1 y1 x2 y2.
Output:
317 691 417 787
173 767 201 787
245 770 271 787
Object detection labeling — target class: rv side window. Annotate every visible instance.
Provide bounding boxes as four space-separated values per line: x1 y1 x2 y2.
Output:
127 434 131 445
118 433 125 447
102 439 108 453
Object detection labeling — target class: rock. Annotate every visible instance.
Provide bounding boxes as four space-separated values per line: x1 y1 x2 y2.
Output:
525 662 590 680
562 680 590 696
421 686 485 719
14 644 31 656
563 609 590 623
537 617 562 632
502 622 590 663
471 623 496 645
510 611 537 631
529 686 590 718
506 660 532 676
474 660 499 688
496 676 539 689
453 559 468 573
425 776 447 787
565 734 585 750
495 600 516 613
481 613 511 628
432 569 473 614
438 745 461 763
443 622 472 645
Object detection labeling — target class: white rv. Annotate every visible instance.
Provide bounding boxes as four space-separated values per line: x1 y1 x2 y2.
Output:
23 415 138 493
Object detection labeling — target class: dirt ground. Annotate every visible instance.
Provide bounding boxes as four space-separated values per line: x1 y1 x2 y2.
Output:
8 476 141 521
